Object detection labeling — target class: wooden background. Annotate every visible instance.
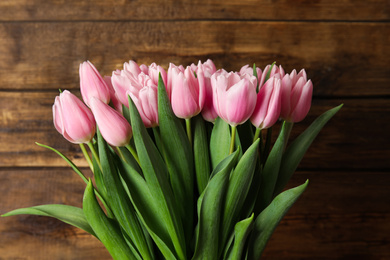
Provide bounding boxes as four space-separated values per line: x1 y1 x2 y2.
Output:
0 1 389 259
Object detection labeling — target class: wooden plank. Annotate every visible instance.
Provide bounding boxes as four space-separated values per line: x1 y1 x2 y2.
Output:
1 169 389 259
0 167 110 259
0 21 389 96
0 92 389 170
0 0 388 21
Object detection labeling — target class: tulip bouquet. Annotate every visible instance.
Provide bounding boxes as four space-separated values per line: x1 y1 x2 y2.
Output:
3 59 342 260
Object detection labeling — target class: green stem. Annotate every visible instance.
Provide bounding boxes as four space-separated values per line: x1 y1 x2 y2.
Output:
80 143 94 172
229 125 237 154
253 128 261 143
116 147 127 163
186 118 192 147
125 144 140 165
87 142 102 171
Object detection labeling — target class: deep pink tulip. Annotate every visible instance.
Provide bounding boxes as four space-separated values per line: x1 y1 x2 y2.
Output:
79 61 111 107
53 90 96 144
169 63 205 119
258 64 285 88
280 69 313 122
211 69 257 126
90 97 132 147
250 76 282 129
127 73 159 128
192 60 217 122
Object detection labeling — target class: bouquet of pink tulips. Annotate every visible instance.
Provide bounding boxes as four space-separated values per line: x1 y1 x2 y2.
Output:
3 59 342 260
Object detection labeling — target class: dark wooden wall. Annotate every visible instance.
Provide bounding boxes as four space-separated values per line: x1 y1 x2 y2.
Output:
1 1 389 259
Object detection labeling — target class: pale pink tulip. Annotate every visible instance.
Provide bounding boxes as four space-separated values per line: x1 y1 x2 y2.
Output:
239 64 263 87
258 64 285 88
127 73 159 128
79 61 111 107
167 63 185 100
90 97 132 147
169 64 205 119
250 76 282 129
280 69 313 122
53 90 96 144
111 69 136 106
192 60 217 122
211 69 257 126
148 62 167 87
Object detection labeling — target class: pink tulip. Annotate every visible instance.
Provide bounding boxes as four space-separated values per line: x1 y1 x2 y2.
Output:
169 63 205 119
53 90 96 144
79 61 111 107
148 62 167 87
280 69 313 122
167 63 185 100
90 97 132 147
192 60 217 122
211 69 257 126
258 64 285 88
111 69 136 106
127 73 159 128
250 76 282 129
239 64 263 87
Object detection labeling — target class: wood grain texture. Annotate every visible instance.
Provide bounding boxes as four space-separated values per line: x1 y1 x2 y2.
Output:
0 0 389 21
0 21 389 97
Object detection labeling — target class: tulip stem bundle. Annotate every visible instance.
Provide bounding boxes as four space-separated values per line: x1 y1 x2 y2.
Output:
2 59 343 260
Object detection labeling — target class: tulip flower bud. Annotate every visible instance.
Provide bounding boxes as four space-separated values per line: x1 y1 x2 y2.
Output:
79 61 111 107
280 69 313 122
90 97 132 147
148 62 167 87
194 60 218 122
111 69 134 107
211 69 257 126
170 64 205 119
259 64 285 88
167 63 185 100
239 64 263 86
250 76 282 129
127 73 159 128
53 90 96 144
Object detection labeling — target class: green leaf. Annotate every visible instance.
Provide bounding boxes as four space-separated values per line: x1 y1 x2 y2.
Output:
129 94 186 260
247 180 309 259
220 139 259 253
227 213 254 260
2 204 95 237
117 154 176 259
274 104 343 195
193 150 239 260
255 122 293 214
210 117 231 169
83 180 135 260
193 114 211 195
96 128 153 260
157 74 194 245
